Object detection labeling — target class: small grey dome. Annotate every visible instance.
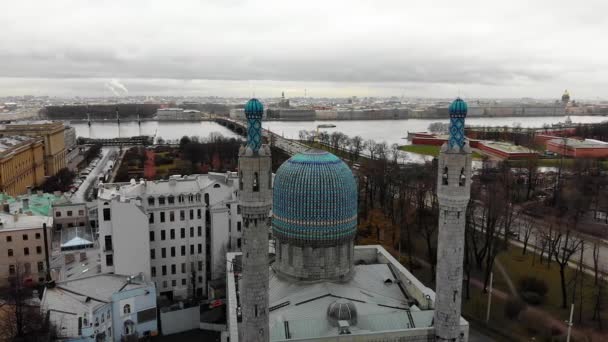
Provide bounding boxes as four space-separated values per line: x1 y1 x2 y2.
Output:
327 299 357 326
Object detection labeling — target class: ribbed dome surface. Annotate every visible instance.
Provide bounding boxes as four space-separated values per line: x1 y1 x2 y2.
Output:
272 150 357 246
448 97 468 118
244 98 264 119
327 299 357 326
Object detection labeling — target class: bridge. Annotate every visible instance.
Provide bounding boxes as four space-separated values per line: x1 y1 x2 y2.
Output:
79 136 154 146
214 118 310 156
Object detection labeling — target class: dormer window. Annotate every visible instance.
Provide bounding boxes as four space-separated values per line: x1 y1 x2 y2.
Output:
442 167 449 185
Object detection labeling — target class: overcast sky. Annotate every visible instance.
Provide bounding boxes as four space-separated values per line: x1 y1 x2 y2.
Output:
1 0 606 99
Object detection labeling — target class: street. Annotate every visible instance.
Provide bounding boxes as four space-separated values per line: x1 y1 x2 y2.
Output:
71 147 118 202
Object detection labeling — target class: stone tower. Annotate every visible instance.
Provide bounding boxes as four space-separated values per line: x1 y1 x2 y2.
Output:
434 98 472 341
238 98 272 342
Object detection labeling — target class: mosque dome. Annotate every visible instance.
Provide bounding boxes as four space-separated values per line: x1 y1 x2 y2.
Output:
327 299 357 326
244 98 264 119
448 97 468 118
272 150 357 247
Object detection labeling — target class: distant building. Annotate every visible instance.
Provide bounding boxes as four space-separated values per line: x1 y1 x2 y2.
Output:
0 121 67 176
97 173 245 300
547 138 608 158
64 125 77 151
0 136 45 195
0 212 52 287
42 273 158 342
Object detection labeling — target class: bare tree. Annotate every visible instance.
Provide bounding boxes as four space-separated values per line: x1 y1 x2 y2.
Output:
552 228 584 308
365 139 377 160
593 241 601 285
350 136 364 161
520 216 535 255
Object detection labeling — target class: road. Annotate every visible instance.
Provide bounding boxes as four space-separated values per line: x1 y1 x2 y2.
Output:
71 147 118 202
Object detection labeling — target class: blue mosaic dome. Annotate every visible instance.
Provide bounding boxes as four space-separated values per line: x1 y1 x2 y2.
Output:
272 150 358 246
448 97 468 118
244 98 264 119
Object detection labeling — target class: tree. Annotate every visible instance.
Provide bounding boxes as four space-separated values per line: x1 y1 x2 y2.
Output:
552 228 584 308
520 216 535 255
350 136 364 161
0 264 55 340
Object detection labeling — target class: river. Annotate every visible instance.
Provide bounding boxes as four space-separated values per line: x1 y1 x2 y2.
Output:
71 115 608 146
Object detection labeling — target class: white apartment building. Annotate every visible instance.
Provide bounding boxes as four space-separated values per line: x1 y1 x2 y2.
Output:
97 173 244 300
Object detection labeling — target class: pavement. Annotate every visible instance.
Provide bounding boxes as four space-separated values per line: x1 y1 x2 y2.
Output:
71 147 118 203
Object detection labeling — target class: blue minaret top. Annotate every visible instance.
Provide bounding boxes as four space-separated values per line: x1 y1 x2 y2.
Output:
448 97 468 150
244 98 264 152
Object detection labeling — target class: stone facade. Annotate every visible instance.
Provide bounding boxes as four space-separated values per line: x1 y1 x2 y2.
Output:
239 144 272 342
274 240 353 281
433 119 472 340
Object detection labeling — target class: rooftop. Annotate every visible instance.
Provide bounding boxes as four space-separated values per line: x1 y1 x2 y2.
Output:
482 141 536 153
0 212 52 232
0 191 70 217
0 135 39 154
549 138 608 149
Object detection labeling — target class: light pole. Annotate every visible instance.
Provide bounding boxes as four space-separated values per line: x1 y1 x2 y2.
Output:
485 272 493 323
566 303 574 342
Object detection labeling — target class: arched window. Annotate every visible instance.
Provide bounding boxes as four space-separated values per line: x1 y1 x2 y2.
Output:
459 168 466 186
442 167 449 185
195 193 202 202
124 320 135 335
178 195 185 203
204 193 210 206
253 172 259 192
168 195 175 205
123 304 131 314
214 184 221 188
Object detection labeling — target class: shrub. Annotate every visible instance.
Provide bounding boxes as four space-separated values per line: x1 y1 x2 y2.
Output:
504 298 526 319
518 276 548 297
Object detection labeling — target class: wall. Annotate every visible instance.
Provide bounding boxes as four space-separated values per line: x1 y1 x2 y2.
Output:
111 200 151 281
0 226 49 287
159 305 200 336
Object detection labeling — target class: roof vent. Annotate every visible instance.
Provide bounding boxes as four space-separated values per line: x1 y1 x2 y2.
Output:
327 299 357 327
338 320 351 335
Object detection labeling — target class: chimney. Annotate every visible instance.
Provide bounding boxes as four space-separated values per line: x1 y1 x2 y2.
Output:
22 198 29 210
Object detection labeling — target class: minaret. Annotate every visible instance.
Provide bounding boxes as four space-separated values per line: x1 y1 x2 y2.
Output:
238 98 272 342
434 98 472 341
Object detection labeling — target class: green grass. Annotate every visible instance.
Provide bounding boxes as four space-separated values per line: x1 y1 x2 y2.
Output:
400 144 483 159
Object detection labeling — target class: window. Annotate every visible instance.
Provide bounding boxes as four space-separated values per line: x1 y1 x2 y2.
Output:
9 265 15 275
237 205 241 215
171 264 176 274
6 236 11 242
239 172 243 190
197 226 202 236
204 193 209 205
169 211 175 222
55 211 61 217
180 210 185 221
198 276 203 284
103 208 111 221
123 304 131 314
35 233 41 239
106 254 113 266
189 210 194 220
181 263 186 273
178 195 184 203
190 245 194 254
149 213 154 224
160 212 165 223
149 231 155 242
253 172 259 192
168 196 175 205
214 184 220 188
171 247 175 257
22 234 28 241
197 209 201 219
190 227 194 237
237 238 242 249
151 267 156 277
158 196 165 205
180 228 185 239
150 249 155 260
459 168 466 186
172 279 177 287
442 167 449 185
237 222 242 232
170 229 175 240
161 230 166 240
37 261 44 272
148 197 155 206
162 280 167 288
198 261 203 271
181 245 186 256
161 248 166 258
162 265 167 276
182 278 186 285
24 247 30 255
67 211 73 217
36 246 42 254
198 244 202 253
196 193 201 202
79 210 85 216
104 236 113 251
8 249 13 257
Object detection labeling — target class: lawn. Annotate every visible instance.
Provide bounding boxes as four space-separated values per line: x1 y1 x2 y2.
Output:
400 144 483 159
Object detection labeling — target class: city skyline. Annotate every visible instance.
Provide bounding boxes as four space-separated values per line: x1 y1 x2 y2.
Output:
1 0 607 98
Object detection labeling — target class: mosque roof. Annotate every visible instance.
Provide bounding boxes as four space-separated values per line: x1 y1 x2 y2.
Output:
244 98 264 118
448 97 468 118
272 150 357 246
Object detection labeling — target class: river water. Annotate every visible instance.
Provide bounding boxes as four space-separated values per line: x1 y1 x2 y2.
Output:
71 115 607 146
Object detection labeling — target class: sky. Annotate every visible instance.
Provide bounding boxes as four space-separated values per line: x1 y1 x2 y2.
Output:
1 0 607 99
